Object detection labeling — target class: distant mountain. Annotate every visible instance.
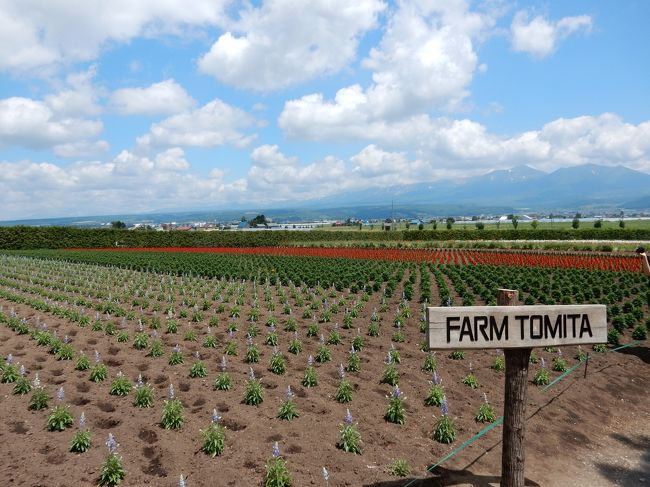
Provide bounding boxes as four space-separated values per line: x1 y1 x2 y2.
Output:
306 164 650 211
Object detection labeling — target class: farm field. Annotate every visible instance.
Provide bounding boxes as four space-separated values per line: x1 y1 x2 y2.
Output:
0 251 648 486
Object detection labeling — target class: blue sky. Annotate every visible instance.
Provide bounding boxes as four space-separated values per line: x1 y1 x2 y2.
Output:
0 0 648 219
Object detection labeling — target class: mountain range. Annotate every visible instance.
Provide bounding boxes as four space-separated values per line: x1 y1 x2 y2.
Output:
1 164 648 226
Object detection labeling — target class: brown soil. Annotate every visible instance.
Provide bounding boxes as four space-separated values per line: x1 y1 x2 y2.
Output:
0 264 648 487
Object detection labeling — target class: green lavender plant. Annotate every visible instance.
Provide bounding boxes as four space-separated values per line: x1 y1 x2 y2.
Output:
552 350 568 372
148 338 164 357
424 372 444 407
243 368 264 406
352 334 365 351
169 344 184 365
367 322 380 337
264 443 292 487
201 410 226 456
160 384 184 429
214 356 233 390
277 386 299 421
287 334 302 354
13 366 31 395
346 347 360 373
422 352 437 372
89 361 108 382
433 398 456 444
98 433 125 486
29 374 49 410
388 459 411 477
246 338 261 363
302 356 318 388
475 393 496 423
109 372 132 396
47 387 74 431
592 343 607 353
56 344 75 361
189 358 208 378
133 332 148 350
133 375 154 408
203 334 218 348
70 412 91 453
533 358 550 386
335 365 354 403
338 409 362 454
574 346 588 362
116 331 129 343
385 386 406 424
269 349 287 375
462 364 479 389
449 349 464 360
381 354 399 386
183 328 197 342
492 353 505 372
316 336 331 363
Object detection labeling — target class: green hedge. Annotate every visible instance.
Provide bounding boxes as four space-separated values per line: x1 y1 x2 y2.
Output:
0 226 648 250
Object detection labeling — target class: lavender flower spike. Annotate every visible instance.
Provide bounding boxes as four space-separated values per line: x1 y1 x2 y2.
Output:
179 474 187 487
136 374 144 388
221 356 227 372
79 412 86 429
344 408 353 425
391 385 403 399
540 357 546 369
249 367 256 380
272 441 281 458
212 408 221 423
57 387 65 402
94 350 101 363
6 354 13 364
322 466 330 482
106 433 118 454
168 383 175 400
338 364 345 379
32 373 41 388
441 396 449 416
286 385 294 399
307 355 314 367
19 364 26 376
432 371 441 385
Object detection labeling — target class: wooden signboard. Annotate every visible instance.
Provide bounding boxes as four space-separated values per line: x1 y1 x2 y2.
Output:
428 292 608 487
427 304 607 350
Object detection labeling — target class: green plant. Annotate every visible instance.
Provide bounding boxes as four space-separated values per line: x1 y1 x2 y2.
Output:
462 372 479 389
133 379 155 408
388 459 411 477
166 319 178 334
302 360 318 388
183 328 197 341
70 413 91 453
424 372 444 407
189 359 208 378
592 343 607 353
1 363 18 383
433 399 455 444
47 404 74 431
168 345 184 365
346 349 361 372
264 444 292 487
335 378 354 403
224 340 238 356
89 363 108 382
116 331 129 343
29 383 50 410
385 386 406 424
315 344 331 363
109 372 132 396
98 435 125 487
338 410 362 454
288 336 302 354
269 351 287 375
352 335 365 351
632 325 647 340
203 333 218 349
422 352 437 372
381 362 399 386
243 369 264 406
449 349 464 360
13 375 32 395
475 394 496 423
533 360 550 386
148 339 164 357
574 346 588 362
201 412 226 456
56 344 75 361
265 330 279 346
133 332 148 350
160 386 184 429
492 354 505 371
214 372 233 391
277 386 299 421
367 322 380 337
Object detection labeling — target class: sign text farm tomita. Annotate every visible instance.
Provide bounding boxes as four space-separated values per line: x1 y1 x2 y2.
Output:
427 304 607 350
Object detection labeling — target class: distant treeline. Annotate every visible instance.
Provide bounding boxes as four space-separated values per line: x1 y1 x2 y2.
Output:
0 226 649 250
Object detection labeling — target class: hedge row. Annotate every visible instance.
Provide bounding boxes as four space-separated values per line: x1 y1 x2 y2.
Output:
0 226 649 250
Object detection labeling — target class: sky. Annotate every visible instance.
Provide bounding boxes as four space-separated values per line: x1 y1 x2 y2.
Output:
0 0 649 220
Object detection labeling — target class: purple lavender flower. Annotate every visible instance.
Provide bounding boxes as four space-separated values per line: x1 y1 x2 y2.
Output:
194 350 200 360
319 334 325 345
540 357 546 369
94 350 101 363
152 330 159 338
391 385 403 399
344 409 353 425
179 474 187 487
338 364 345 379
168 383 175 400
173 344 181 354
432 371 441 385
441 397 449 416
249 367 256 380
557 349 563 358
19 364 26 376
32 373 41 388
307 355 314 367
220 356 227 372
136 374 144 388
469 362 473 372
350 345 356 354
57 387 65 402
212 408 221 423
322 467 330 482
229 330 235 339
384 352 392 365
106 433 118 454
269 325 275 333
272 442 281 458
483 393 489 404
79 412 86 429
286 385 294 399
6 354 13 365
64 335 70 344
247 335 253 346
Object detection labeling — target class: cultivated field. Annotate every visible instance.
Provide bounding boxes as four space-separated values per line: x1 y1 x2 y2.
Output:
0 250 648 486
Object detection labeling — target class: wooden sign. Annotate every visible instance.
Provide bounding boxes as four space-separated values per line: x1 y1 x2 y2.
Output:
427 304 607 350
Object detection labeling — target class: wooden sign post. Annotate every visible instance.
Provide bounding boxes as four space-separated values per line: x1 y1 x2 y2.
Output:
427 289 607 487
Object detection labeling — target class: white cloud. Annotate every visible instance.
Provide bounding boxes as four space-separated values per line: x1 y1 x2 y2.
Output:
136 98 257 148
198 0 385 91
0 96 102 149
44 66 102 117
53 140 110 158
510 11 592 58
279 0 496 135
0 0 230 73
109 79 196 116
